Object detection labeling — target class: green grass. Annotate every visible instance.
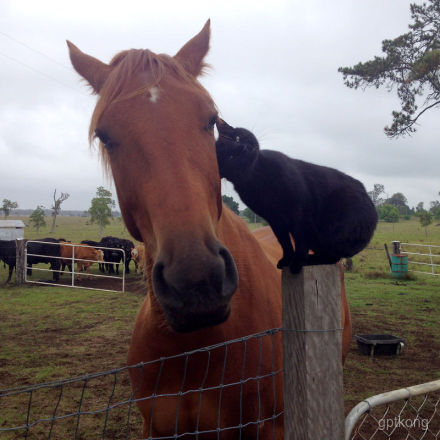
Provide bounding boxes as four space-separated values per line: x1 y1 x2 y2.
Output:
1 215 440 435
8 214 136 243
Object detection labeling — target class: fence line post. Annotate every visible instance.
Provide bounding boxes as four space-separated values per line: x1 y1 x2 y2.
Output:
15 238 26 285
282 265 344 440
392 241 401 254
71 244 75 287
429 245 434 275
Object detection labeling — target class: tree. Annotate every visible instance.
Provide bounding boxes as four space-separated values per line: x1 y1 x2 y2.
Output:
419 210 433 236
29 205 46 233
241 207 267 225
367 184 385 207
1 199 18 217
339 0 440 138
416 201 425 213
222 195 240 215
431 205 440 219
380 204 400 223
430 195 440 219
50 189 70 233
385 192 410 215
88 186 115 237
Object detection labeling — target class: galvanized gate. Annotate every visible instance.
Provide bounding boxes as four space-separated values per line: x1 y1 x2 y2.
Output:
399 241 440 276
25 240 126 293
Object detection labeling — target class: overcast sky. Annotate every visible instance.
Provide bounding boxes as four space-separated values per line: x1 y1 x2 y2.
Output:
0 0 438 212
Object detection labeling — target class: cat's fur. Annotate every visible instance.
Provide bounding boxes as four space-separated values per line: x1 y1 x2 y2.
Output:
216 119 378 273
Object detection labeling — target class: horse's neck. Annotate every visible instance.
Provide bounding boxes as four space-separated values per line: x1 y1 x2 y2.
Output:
216 206 277 280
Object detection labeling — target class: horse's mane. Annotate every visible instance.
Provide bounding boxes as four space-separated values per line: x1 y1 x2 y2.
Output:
89 49 209 174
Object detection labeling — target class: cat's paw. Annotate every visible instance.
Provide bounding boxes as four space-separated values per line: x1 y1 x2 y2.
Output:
289 261 303 274
277 256 291 269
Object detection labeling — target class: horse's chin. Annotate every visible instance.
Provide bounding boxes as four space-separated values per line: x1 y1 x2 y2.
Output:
165 304 231 333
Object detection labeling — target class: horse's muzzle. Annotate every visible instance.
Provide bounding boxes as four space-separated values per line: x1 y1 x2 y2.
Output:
152 241 238 332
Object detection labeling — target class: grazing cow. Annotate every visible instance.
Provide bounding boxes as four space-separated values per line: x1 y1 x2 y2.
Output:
0 240 16 283
81 239 104 272
131 243 145 275
119 238 135 273
27 238 61 281
99 236 122 274
60 242 104 279
99 236 134 274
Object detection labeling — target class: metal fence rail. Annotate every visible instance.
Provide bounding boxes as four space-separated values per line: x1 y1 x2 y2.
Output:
0 329 283 439
400 242 440 276
345 379 440 439
25 240 126 293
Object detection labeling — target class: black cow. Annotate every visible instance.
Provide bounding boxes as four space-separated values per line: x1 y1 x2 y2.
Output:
0 240 16 283
119 238 135 274
27 238 61 281
99 236 135 274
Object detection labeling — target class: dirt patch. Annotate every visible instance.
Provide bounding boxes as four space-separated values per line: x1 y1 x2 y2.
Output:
37 274 148 296
344 308 440 413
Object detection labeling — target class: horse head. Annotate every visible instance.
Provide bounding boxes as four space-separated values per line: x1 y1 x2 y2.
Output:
68 21 238 332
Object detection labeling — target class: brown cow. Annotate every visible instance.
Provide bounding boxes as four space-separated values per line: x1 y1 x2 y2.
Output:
60 242 104 280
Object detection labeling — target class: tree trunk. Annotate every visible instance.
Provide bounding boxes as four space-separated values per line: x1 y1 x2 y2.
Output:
99 222 103 238
50 214 57 234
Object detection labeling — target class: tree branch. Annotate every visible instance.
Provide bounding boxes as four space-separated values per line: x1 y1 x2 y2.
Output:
412 99 440 123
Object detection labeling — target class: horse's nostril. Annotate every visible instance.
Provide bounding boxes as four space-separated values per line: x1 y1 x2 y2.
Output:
151 241 238 329
219 247 239 298
152 260 184 308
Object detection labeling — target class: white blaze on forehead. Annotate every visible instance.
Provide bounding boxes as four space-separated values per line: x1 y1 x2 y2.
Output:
149 86 160 103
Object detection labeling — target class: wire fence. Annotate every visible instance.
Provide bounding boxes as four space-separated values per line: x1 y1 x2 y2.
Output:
0 328 283 439
345 379 440 440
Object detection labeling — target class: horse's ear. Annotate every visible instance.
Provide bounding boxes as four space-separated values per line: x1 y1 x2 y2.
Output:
67 41 111 94
174 20 210 77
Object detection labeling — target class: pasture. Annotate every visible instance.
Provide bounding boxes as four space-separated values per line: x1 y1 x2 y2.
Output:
0 215 440 434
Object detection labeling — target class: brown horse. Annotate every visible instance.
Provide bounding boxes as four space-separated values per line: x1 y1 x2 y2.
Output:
67 21 351 439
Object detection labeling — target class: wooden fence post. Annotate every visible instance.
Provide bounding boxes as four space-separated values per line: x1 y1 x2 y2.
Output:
392 241 401 254
15 238 26 285
282 265 344 439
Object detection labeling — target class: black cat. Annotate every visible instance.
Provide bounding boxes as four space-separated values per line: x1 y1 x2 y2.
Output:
215 119 378 273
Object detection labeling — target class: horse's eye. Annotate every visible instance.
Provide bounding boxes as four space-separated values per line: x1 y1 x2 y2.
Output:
95 129 114 150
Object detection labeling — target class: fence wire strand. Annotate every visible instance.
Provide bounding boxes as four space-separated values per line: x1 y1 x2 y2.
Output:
2 322 439 439
0 328 284 439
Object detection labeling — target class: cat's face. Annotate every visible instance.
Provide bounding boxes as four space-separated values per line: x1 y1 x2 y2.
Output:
215 119 259 180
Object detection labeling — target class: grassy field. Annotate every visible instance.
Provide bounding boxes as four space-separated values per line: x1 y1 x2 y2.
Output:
7 214 137 244
1 215 439 437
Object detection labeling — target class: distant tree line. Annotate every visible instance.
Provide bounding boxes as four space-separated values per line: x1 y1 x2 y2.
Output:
10 209 122 218
2 187 121 237
368 183 439 235
221 195 268 225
